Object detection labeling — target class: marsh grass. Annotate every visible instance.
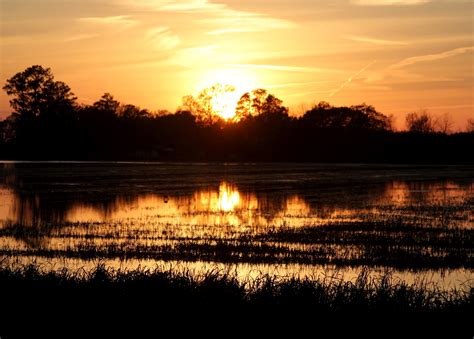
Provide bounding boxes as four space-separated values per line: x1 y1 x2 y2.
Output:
0 262 471 313
2 219 471 269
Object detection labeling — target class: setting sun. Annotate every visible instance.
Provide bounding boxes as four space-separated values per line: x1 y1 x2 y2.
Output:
195 68 258 120
210 87 241 120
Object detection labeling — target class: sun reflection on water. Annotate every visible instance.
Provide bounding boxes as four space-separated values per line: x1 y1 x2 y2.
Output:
1 180 472 231
218 182 240 212
197 182 241 213
0 175 472 290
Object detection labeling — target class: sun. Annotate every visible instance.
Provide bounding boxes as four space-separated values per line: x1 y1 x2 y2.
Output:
210 88 241 120
196 68 258 120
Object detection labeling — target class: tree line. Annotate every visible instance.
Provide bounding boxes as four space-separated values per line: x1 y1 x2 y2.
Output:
1 65 473 163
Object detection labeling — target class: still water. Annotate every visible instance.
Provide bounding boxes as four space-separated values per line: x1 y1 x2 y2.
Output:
1 162 473 289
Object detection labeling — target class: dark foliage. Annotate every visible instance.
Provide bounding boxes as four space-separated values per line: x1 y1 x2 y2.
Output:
0 263 471 312
1 65 473 163
2 263 470 335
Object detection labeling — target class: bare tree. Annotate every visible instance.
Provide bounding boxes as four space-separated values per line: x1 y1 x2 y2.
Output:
434 112 454 134
466 118 474 133
405 111 435 133
387 114 397 132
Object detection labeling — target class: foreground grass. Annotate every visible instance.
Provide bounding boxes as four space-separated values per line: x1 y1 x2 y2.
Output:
0 262 471 312
0 263 472 336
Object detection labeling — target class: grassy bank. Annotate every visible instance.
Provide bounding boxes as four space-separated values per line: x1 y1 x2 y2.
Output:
0 262 471 312
1 263 471 336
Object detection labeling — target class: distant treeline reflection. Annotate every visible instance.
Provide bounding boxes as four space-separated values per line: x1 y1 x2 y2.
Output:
1 65 473 162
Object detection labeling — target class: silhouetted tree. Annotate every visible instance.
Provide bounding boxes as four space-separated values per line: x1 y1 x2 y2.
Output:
0 115 17 144
118 104 151 120
1 65 472 163
2 65 77 121
234 89 288 121
235 89 267 120
180 84 233 125
465 118 474 133
406 111 435 133
2 65 78 157
93 93 120 117
302 102 391 131
434 113 454 134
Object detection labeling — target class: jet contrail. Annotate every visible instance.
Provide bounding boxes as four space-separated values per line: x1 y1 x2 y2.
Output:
329 60 376 97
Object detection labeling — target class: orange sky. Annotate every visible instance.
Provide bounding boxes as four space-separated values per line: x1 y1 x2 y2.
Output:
1 0 473 129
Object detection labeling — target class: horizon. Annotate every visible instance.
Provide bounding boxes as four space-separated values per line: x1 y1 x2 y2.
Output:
1 0 473 130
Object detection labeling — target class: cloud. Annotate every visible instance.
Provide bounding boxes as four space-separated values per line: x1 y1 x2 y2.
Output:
129 1 295 34
64 34 98 42
389 46 474 69
226 63 341 73
343 35 408 46
286 90 332 98
329 60 376 97
146 27 181 50
78 15 138 26
264 80 337 89
364 47 472 85
76 15 139 38
351 0 429 5
204 12 295 35
129 0 224 12
157 0 225 12
366 68 461 84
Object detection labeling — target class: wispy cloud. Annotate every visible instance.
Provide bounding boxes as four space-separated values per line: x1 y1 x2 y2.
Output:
226 63 341 73
64 34 98 42
264 80 337 89
366 69 461 84
130 0 224 12
364 47 472 85
130 1 295 34
351 0 429 5
329 60 377 97
389 46 474 69
158 0 225 12
343 35 408 46
286 90 332 98
78 15 138 26
76 15 139 38
204 13 295 35
146 27 180 50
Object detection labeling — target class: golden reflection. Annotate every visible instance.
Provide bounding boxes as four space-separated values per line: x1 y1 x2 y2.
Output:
1 179 473 279
217 182 240 212
0 182 316 231
384 181 472 206
1 179 472 250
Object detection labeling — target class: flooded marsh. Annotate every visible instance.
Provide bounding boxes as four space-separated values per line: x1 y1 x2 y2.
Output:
0 162 473 290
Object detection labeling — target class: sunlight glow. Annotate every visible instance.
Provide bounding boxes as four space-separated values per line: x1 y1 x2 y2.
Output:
196 68 258 119
217 182 240 211
210 88 241 120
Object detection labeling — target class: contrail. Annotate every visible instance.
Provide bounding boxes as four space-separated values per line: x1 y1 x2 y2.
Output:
329 60 376 97
389 46 473 70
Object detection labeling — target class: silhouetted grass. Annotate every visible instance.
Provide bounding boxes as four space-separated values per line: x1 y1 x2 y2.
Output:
0 262 471 313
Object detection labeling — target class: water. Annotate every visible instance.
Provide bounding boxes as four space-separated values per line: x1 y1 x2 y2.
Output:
1 162 473 290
